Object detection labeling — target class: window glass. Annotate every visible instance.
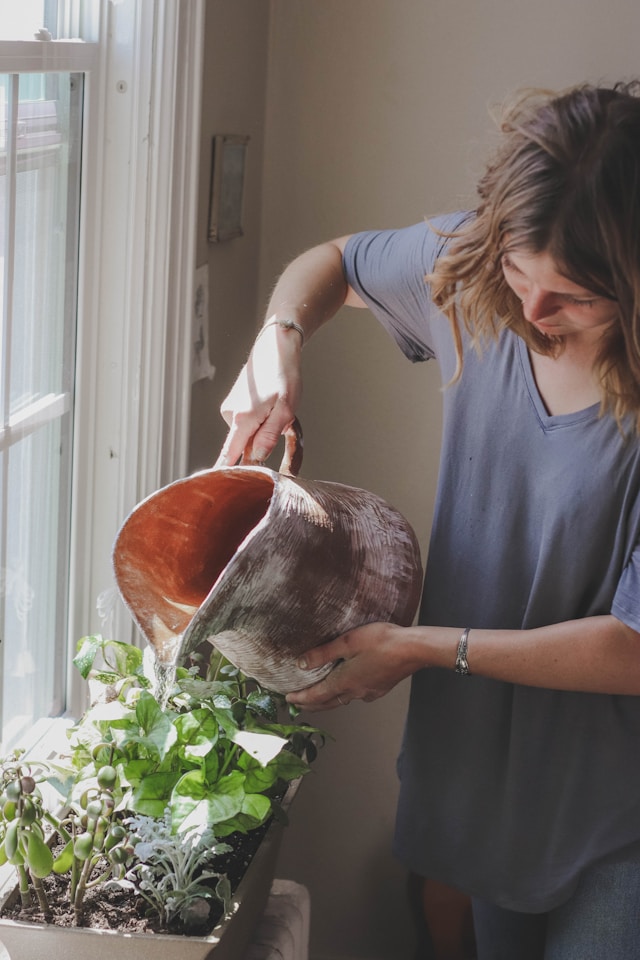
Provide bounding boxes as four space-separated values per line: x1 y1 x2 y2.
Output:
2 419 69 746
0 2 57 41
0 70 81 747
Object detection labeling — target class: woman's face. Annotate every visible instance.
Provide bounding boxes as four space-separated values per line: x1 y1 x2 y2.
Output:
501 248 618 344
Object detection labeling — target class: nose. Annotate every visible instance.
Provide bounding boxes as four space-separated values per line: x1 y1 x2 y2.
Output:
521 287 559 323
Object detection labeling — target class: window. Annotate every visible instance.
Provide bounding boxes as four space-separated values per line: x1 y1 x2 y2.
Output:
0 0 204 749
0 69 81 746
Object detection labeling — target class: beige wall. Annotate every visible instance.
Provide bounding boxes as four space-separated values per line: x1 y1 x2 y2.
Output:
190 0 271 470
192 2 640 958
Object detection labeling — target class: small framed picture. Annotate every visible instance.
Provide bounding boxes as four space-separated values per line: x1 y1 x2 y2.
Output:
208 133 249 243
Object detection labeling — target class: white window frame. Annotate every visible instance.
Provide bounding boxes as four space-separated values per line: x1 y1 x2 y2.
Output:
0 0 205 725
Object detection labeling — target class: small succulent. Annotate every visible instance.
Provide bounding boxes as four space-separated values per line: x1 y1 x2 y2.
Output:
0 748 137 924
0 752 55 917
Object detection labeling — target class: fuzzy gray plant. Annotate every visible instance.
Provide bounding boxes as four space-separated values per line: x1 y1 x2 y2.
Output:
125 810 233 931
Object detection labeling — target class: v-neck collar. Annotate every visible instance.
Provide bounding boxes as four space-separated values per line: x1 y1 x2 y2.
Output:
516 336 601 431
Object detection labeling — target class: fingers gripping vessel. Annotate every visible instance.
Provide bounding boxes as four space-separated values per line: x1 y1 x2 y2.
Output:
113 421 423 692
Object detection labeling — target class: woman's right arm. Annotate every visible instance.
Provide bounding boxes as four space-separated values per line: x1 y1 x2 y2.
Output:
214 235 366 468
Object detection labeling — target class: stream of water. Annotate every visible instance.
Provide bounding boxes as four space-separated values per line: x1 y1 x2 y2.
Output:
151 636 181 708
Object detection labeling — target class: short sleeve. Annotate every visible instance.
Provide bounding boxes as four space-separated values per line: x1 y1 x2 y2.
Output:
612 543 640 633
342 212 472 362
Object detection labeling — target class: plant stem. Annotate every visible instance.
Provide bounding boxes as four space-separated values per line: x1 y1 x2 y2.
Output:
218 745 239 779
69 849 79 902
43 810 72 845
30 872 52 921
73 855 94 924
16 864 31 909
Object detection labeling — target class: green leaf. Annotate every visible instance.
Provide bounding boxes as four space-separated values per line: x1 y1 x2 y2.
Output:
73 635 103 679
176 679 235 700
170 769 208 830
203 772 248 820
52 839 74 874
122 758 156 788
135 691 177 760
26 832 54 878
103 639 144 678
215 875 232 910
174 710 220 759
171 798 207 833
207 706 239 740
214 811 266 836
266 750 310 781
131 771 179 817
43 762 76 800
241 764 279 793
220 663 239 677
240 792 271 822
213 694 234 710
231 701 247 724
88 671 121 687
172 768 207 801
81 700 132 725
203 749 220 783
231 729 288 766
246 691 279 722
171 770 246 831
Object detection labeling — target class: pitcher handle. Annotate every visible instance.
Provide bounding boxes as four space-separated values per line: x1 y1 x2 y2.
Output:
240 417 303 477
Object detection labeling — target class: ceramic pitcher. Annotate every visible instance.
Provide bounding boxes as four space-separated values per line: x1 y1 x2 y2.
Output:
113 420 423 692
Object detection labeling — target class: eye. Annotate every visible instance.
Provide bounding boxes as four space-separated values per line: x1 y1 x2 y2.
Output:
563 295 598 307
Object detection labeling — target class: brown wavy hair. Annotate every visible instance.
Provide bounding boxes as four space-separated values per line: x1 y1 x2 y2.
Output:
429 81 640 430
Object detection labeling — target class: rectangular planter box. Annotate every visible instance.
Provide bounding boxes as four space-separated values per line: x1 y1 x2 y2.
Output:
0 780 300 960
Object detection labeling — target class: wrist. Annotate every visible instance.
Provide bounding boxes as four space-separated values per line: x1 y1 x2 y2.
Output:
256 316 305 347
454 627 471 675
399 624 441 673
402 624 470 673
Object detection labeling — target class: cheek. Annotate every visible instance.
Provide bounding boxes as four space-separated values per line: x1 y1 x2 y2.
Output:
579 307 619 330
596 305 619 326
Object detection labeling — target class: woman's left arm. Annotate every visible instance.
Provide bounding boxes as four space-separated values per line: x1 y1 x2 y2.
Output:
287 615 640 710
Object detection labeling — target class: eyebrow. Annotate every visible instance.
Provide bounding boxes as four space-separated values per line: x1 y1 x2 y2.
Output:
501 253 602 300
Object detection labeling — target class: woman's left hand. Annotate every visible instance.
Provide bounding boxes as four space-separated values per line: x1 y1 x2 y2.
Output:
286 621 418 711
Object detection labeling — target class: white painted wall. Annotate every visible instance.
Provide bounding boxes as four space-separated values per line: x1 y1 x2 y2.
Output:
192 2 640 958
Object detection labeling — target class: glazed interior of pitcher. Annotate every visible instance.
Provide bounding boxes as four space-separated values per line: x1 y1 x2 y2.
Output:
113 468 276 655
113 419 306 666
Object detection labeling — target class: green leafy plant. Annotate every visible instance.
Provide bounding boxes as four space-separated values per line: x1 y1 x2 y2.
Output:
68 636 320 836
0 635 324 932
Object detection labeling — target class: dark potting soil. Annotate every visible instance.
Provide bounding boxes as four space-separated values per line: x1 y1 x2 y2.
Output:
0 821 270 936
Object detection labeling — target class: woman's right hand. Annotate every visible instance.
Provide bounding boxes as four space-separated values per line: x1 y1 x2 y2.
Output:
214 321 304 468
213 236 358 468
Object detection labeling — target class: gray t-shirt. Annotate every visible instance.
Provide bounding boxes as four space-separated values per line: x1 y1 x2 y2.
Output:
343 214 640 912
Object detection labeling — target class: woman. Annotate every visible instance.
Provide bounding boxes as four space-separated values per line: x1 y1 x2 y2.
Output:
215 82 640 958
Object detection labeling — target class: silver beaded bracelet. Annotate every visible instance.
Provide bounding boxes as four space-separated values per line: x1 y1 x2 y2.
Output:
256 317 305 346
455 627 471 675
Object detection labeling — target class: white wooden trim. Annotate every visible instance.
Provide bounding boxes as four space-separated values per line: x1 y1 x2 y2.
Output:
158 0 205 487
0 40 98 72
66 0 204 713
0 392 70 448
133 0 206 498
